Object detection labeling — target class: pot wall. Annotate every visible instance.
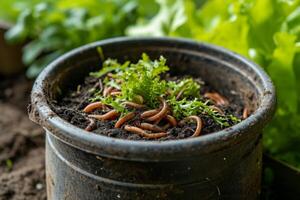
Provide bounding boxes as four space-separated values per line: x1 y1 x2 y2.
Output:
46 133 262 200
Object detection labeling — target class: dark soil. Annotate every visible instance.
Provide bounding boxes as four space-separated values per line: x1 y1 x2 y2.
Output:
0 75 46 200
52 75 246 141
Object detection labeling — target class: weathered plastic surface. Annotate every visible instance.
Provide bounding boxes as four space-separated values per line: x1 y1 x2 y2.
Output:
29 37 276 200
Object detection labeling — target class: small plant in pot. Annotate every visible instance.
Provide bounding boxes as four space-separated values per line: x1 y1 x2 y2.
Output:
56 52 241 140
29 37 276 200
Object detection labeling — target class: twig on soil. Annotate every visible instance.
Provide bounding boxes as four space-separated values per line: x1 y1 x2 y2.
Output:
179 116 202 137
98 79 104 93
85 118 96 131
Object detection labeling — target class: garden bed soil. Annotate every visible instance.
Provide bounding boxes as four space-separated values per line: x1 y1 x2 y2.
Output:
0 75 46 200
52 75 247 141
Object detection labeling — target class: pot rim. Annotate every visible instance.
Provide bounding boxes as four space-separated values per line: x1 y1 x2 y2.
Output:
31 37 276 161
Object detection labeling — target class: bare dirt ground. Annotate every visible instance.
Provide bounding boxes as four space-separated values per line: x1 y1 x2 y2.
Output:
0 75 46 200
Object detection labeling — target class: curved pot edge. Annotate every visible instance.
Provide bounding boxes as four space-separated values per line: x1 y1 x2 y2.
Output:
29 37 276 161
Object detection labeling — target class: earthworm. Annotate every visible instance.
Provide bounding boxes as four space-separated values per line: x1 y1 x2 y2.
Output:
103 86 114 97
242 107 249 119
114 112 135 128
138 123 164 132
165 115 177 126
124 125 168 139
179 116 203 137
209 105 224 115
83 102 106 113
122 101 146 109
85 118 96 132
141 109 160 118
89 110 119 120
147 98 168 122
204 92 229 106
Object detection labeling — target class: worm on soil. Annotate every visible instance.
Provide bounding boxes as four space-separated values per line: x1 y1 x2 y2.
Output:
122 101 146 109
242 107 249 119
147 98 168 122
85 118 96 132
179 115 203 137
114 112 135 128
165 115 177 126
83 102 106 113
141 109 160 118
204 92 229 106
138 123 164 132
124 125 168 139
89 110 119 120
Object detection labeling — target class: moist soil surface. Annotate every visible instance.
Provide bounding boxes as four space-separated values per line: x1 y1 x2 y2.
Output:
52 75 246 141
0 75 46 200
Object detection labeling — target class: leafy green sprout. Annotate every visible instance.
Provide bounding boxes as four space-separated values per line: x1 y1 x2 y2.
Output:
89 53 240 127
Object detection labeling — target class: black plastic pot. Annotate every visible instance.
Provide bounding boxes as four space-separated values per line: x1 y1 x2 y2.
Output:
29 37 276 200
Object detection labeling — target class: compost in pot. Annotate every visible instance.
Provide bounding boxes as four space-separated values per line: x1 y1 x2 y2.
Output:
51 53 249 140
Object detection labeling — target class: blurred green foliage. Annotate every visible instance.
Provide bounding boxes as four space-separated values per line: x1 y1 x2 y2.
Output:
1 0 300 168
129 0 300 169
4 0 141 77
0 0 54 23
